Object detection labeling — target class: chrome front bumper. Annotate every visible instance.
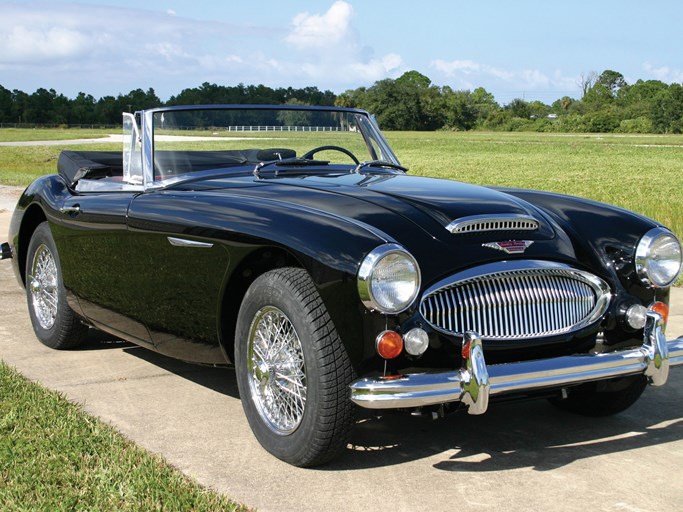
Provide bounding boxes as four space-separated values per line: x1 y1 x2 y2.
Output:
350 312 683 415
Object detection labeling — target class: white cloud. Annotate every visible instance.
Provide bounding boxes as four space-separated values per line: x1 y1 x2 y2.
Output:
0 1 405 97
350 53 403 80
643 62 683 83
0 23 87 63
285 1 353 48
0 3 215 67
432 59 515 83
282 2 404 86
431 59 479 75
430 58 579 98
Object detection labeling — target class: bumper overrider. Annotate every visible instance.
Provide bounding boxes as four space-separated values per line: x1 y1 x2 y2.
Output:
350 311 683 414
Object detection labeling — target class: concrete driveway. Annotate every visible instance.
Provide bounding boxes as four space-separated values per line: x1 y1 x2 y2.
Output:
2 195 683 512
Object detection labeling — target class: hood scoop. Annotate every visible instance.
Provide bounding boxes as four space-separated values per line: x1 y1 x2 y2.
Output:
446 214 539 234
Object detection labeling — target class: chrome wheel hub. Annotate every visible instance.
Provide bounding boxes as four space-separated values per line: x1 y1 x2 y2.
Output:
247 306 306 435
28 243 58 330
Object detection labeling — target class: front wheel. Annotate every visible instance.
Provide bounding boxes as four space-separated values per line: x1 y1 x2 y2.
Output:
235 268 355 467
25 222 89 349
549 375 647 417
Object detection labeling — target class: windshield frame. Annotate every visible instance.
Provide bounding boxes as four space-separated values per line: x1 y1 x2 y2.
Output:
136 104 401 190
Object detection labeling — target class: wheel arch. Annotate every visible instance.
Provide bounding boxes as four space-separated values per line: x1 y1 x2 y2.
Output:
217 245 304 364
209 198 392 366
16 203 48 286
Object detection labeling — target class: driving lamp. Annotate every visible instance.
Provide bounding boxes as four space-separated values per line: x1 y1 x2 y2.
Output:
635 228 682 288
358 244 421 314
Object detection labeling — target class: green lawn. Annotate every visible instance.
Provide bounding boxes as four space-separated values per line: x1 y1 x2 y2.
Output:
0 144 121 185
0 128 113 142
0 361 247 511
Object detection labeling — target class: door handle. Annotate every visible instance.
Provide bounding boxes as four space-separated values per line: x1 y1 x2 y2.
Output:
60 205 81 215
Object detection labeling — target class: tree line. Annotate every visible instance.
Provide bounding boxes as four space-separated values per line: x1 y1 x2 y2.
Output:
1 69 682 133
0 83 335 126
335 70 683 134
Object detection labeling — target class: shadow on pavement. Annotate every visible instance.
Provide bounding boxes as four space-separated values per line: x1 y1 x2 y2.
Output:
75 328 136 351
73 328 240 398
329 382 683 471
121 341 240 400
74 328 683 473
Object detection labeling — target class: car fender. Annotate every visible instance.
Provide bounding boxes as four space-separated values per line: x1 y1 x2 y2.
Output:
7 175 74 287
127 191 397 364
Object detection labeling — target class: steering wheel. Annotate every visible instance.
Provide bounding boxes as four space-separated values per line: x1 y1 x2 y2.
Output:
301 145 360 164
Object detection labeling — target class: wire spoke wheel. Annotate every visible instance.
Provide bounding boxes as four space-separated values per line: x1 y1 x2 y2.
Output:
25 222 89 349
248 306 307 434
28 243 59 330
235 268 355 467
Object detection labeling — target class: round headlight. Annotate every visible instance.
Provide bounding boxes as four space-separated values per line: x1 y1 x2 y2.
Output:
357 244 421 314
635 228 682 288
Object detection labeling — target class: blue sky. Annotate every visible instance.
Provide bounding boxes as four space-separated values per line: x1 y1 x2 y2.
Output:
1 0 682 105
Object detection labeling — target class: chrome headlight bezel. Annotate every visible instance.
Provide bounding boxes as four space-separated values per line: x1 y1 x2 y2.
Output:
635 227 682 288
357 244 421 314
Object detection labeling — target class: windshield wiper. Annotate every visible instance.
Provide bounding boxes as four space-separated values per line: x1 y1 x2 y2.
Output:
254 157 330 177
354 160 408 174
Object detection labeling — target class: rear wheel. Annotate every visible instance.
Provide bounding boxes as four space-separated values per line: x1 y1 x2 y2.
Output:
549 375 647 417
25 222 88 349
235 268 355 467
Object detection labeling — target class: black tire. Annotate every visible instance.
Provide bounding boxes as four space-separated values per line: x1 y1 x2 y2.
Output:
25 222 89 349
549 375 647 417
235 267 355 467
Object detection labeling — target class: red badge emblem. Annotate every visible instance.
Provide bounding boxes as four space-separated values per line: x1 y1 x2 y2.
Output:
482 240 534 254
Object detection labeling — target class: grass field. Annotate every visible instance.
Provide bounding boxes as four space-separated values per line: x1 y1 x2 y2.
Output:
0 128 112 142
0 361 247 511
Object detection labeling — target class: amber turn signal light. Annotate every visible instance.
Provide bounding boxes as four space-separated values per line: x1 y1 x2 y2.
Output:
462 339 471 360
649 301 669 325
376 330 403 359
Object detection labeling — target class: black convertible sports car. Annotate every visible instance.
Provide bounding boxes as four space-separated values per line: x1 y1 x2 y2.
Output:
2 105 682 467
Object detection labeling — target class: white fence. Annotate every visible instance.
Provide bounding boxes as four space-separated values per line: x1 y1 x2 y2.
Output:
226 125 346 132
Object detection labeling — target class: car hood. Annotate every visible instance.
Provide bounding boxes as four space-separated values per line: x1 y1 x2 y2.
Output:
173 171 581 282
302 172 545 230
188 172 555 238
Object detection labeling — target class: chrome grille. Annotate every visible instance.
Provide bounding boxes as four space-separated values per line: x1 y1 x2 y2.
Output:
420 263 611 340
446 214 539 234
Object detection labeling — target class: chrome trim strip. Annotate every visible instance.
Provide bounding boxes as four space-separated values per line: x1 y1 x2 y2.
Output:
167 237 214 248
446 214 539 234
350 312 682 412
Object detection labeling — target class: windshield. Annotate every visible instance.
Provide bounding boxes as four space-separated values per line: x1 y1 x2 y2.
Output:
147 106 399 182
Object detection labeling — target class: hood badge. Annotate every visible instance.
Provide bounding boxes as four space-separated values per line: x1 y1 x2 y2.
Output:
482 240 534 254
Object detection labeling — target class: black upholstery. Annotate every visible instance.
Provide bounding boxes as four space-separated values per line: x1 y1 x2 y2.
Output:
57 150 123 185
58 147 297 185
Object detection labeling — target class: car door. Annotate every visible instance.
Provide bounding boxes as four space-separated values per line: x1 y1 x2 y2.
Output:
124 192 232 363
52 192 153 345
